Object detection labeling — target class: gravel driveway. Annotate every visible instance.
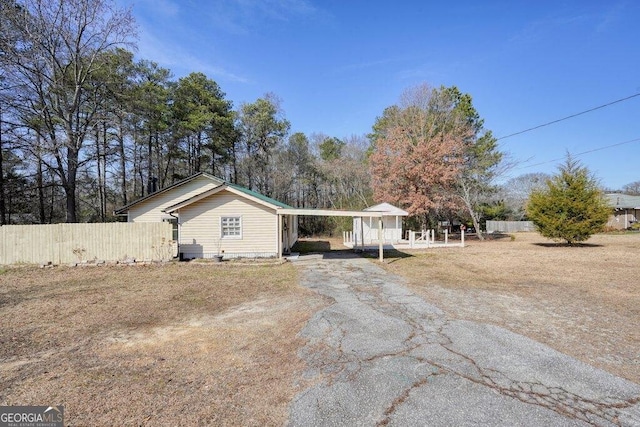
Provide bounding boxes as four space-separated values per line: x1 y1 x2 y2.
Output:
288 252 640 426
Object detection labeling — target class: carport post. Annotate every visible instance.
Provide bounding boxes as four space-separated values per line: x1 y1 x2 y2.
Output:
277 213 282 259
378 216 383 262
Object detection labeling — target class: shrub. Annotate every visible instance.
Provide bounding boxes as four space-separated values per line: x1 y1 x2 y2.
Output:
526 156 610 245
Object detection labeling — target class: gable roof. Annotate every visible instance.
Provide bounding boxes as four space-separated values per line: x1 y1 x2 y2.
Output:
226 183 292 209
605 193 640 209
364 202 409 216
163 182 293 214
114 172 224 215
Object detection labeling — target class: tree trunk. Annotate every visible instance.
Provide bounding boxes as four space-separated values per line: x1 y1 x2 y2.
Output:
460 180 484 240
65 145 79 223
0 108 5 225
470 211 483 240
195 132 202 172
37 144 46 224
96 126 105 221
231 144 238 183
132 126 141 199
102 123 109 219
210 142 216 175
118 116 127 205
65 180 78 222
147 132 153 195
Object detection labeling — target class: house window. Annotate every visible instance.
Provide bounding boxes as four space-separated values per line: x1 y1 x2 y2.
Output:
163 218 179 241
221 216 242 239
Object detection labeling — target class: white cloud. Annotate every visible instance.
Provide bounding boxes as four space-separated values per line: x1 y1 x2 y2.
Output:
136 23 251 83
508 14 588 45
596 2 626 33
128 0 324 84
138 0 180 17
202 0 320 34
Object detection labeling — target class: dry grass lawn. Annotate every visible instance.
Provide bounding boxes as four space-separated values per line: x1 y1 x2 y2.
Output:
2 233 637 424
377 232 640 384
0 262 324 426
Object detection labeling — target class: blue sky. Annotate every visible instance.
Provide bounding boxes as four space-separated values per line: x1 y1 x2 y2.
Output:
122 0 639 189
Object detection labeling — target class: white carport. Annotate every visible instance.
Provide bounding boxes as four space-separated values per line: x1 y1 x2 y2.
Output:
276 208 386 262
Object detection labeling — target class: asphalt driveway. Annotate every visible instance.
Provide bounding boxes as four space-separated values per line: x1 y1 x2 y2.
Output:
288 252 640 426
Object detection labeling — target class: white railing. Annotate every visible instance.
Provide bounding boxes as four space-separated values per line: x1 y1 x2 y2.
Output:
343 231 354 245
345 228 465 249
408 229 463 248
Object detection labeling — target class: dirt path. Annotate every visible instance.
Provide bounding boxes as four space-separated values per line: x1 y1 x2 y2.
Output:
288 253 640 426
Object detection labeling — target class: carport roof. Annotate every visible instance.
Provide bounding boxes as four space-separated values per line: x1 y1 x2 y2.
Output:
277 208 384 217
364 202 409 216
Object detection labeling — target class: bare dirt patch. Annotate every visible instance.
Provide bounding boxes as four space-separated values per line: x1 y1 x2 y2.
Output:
0 262 325 426
379 232 640 384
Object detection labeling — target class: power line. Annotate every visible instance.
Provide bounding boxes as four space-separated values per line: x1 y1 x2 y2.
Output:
497 92 640 141
516 136 640 170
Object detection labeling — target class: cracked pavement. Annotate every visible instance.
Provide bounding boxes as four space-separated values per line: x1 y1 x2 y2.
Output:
287 252 640 426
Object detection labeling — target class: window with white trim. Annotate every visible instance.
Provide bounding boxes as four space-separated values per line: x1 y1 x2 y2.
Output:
163 218 179 241
221 216 242 239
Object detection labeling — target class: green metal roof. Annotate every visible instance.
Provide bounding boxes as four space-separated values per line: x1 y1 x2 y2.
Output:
605 193 640 209
226 182 293 209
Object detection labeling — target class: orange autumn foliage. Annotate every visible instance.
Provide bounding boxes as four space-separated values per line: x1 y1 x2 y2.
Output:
369 85 472 217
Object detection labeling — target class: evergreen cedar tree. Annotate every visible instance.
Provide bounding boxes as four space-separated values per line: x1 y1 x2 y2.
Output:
526 156 610 245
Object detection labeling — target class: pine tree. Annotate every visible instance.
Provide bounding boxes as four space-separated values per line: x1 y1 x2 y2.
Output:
526 155 610 245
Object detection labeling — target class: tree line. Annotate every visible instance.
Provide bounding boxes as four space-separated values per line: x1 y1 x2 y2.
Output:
1 0 637 236
0 0 371 234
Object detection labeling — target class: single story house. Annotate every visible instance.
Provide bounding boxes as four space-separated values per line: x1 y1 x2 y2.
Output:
605 193 640 230
352 203 408 244
115 172 298 259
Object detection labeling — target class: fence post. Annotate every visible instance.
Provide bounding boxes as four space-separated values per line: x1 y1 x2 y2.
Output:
445 229 448 244
461 230 465 247
378 217 384 262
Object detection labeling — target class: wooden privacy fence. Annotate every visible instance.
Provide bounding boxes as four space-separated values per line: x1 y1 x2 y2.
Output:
486 221 536 233
0 223 173 265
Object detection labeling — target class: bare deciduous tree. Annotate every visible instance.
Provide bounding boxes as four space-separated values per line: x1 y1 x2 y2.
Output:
622 180 640 195
498 172 551 220
0 0 136 222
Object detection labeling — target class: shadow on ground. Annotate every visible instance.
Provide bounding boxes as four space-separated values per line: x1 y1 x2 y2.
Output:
360 249 413 264
292 240 413 262
533 242 604 248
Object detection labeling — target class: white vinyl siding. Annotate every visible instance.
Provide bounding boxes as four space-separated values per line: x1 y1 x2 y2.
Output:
178 190 278 257
354 215 403 244
221 216 242 239
128 175 221 222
